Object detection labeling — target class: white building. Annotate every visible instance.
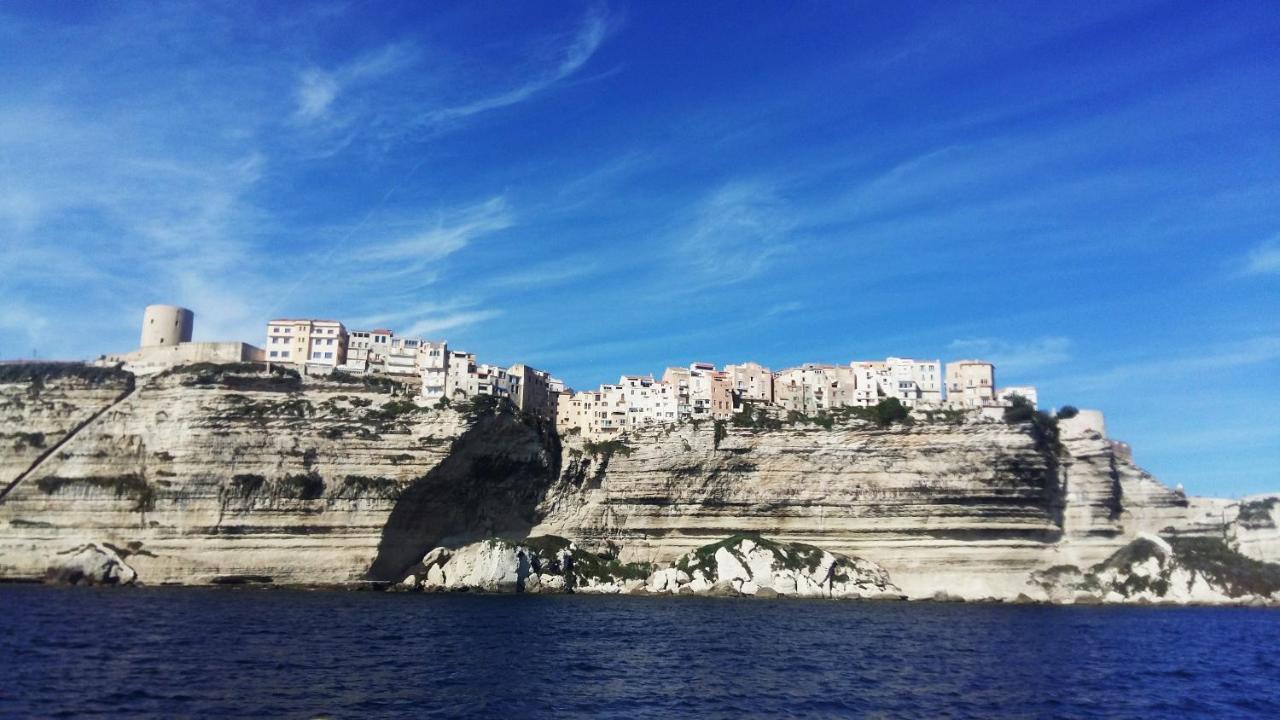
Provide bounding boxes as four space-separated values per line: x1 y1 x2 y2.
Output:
724 361 774 403
444 350 479 400
945 360 996 408
265 319 347 367
775 364 857 415
884 357 942 407
619 375 679 429
663 362 733 420
419 341 449 400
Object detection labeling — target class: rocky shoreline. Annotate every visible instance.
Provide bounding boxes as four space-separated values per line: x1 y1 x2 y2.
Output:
43 532 1280 608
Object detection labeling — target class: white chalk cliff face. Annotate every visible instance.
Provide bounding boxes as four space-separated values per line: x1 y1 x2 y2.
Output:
0 364 558 586
1 363 1277 604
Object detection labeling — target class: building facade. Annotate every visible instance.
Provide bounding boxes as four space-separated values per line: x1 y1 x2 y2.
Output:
724 361 774 403
266 319 347 367
945 360 996 408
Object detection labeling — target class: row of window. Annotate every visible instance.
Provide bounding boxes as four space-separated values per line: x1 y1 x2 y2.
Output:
311 351 334 360
268 350 291 358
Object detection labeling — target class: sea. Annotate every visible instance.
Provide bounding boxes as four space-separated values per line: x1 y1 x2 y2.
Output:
1 585 1277 719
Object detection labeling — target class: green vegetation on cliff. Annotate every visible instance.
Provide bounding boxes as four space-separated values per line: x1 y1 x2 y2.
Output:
1168 537 1280 597
0 362 132 387
34 474 155 512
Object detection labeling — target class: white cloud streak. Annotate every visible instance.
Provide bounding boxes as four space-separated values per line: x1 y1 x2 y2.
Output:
672 181 796 289
1238 237 1280 276
420 6 609 127
948 336 1072 373
293 43 418 124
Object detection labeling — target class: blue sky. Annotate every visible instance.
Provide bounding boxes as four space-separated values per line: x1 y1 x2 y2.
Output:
1 1 1277 497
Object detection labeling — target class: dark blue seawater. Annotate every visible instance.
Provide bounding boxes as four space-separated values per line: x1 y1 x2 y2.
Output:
1 586 1278 719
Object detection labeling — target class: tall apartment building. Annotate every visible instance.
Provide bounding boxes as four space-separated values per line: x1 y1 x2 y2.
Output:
848 361 888 406
265 319 347 367
419 341 449 400
661 366 692 418
945 360 996 407
509 364 562 420
884 357 942 407
670 362 733 420
444 350 478 399
775 364 857 415
619 375 679 429
724 361 774 403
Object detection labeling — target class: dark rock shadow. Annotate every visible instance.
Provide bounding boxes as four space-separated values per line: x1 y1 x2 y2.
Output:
366 409 561 583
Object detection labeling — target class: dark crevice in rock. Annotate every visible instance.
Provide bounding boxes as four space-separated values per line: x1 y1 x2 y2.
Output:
366 407 561 583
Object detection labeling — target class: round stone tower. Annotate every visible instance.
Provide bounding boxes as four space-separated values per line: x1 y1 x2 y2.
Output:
140 305 194 347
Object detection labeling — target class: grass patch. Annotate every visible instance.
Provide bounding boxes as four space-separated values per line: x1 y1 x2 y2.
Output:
583 439 634 460
326 372 407 394
571 549 654 584
1238 498 1278 529
34 474 155 512
338 475 399 498
229 474 266 498
279 471 325 500
1004 395 1061 455
0 363 132 386
163 362 301 391
7 432 46 450
220 395 314 422
731 403 783 430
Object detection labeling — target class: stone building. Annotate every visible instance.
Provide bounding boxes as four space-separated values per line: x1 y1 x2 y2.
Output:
97 305 262 375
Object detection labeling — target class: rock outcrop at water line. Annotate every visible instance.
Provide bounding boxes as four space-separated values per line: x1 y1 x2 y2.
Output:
45 542 138 586
397 534 903 598
1030 533 1280 605
1 361 1277 604
399 536 652 594
644 535 903 599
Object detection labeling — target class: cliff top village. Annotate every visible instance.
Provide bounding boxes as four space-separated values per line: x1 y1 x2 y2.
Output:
94 304 1044 440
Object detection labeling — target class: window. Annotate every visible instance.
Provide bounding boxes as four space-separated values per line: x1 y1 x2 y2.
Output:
312 352 321 359
324 352 333 359
269 351 278 358
281 351 290 358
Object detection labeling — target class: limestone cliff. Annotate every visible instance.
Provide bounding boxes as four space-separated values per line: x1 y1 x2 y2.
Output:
0 362 1270 602
0 363 556 585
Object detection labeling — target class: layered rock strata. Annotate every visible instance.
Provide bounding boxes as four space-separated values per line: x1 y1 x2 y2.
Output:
1 362 1274 603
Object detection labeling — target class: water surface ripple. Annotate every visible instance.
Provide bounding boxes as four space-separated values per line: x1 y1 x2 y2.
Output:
2 586 1278 718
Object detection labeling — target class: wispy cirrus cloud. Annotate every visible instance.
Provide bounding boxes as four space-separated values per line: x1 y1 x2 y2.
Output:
420 5 611 127
293 43 418 124
1235 237 1280 276
483 258 603 291
948 336 1072 373
344 299 503 340
360 197 513 272
671 181 797 289
403 309 503 339
1051 336 1280 395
